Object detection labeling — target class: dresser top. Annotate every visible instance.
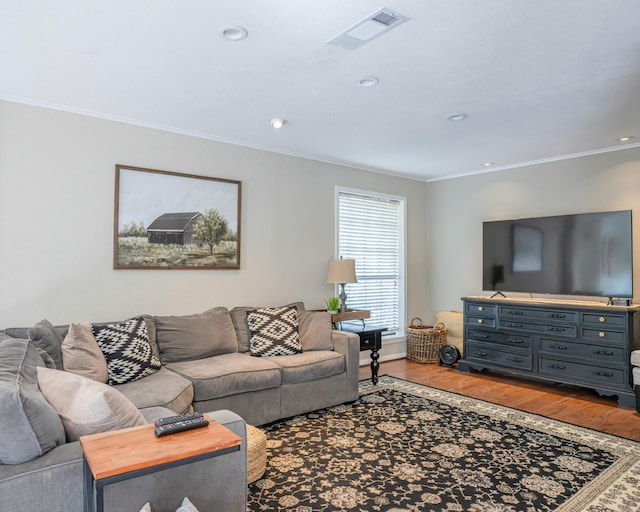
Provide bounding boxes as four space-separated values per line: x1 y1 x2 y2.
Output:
462 296 639 312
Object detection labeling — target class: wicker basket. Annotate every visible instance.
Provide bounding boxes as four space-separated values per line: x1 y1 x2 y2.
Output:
247 424 267 484
406 318 447 364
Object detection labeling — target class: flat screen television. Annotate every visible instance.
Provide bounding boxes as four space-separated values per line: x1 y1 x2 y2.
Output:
482 210 633 298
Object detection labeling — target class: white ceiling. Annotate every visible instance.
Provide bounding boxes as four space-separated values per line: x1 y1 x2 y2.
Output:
2 0 639 182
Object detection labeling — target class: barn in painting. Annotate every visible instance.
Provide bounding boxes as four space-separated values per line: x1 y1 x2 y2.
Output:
147 212 202 245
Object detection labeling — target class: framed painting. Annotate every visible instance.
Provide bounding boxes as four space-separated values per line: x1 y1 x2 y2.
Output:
114 165 241 269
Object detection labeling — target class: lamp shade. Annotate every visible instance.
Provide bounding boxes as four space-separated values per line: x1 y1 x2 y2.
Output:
326 258 357 284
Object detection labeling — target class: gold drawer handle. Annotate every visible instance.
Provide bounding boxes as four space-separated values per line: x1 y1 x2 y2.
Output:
477 319 483 324
599 317 605 323
478 306 484 312
599 331 605 338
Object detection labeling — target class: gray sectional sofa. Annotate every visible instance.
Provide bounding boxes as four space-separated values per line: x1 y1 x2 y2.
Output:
0 303 360 512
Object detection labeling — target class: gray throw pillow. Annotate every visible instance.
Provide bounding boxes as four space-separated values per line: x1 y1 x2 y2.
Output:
27 319 65 370
0 339 66 464
155 307 238 363
231 302 305 353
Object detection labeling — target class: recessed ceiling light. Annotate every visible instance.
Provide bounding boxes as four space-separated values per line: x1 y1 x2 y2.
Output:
617 135 636 142
221 25 248 41
483 162 495 167
357 76 379 87
270 119 286 129
448 113 467 121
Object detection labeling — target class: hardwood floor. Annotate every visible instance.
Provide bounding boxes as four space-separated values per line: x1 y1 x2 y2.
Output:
360 358 640 441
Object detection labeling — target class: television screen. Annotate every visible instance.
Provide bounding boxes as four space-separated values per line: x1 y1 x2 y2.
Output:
482 210 633 298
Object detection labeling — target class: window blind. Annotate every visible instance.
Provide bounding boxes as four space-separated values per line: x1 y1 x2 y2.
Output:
337 190 404 334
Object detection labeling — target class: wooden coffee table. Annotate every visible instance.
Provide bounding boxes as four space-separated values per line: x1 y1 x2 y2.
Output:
80 415 241 512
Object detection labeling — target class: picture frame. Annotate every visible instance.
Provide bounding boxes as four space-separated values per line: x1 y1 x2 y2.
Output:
114 165 241 269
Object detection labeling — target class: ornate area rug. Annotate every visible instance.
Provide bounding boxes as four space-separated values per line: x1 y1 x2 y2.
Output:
247 376 640 511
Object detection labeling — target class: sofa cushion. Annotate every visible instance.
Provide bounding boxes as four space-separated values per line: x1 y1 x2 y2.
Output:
155 307 238 363
633 366 640 387
114 366 194 414
92 317 161 385
165 353 281 401
299 310 333 351
266 351 345 384
631 350 640 368
247 306 302 357
231 302 305 353
25 319 65 370
0 339 66 464
37 367 146 441
61 322 108 383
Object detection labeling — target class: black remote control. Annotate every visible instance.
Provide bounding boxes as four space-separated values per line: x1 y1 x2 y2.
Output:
154 412 203 428
154 417 210 437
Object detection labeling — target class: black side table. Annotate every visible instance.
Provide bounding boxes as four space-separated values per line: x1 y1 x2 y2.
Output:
338 325 386 385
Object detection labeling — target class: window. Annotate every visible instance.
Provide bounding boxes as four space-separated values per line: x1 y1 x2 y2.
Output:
336 187 406 336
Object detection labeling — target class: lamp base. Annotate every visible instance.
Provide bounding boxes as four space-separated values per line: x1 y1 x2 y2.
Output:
338 283 348 312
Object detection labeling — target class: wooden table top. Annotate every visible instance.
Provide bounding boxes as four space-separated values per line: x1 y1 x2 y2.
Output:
330 310 370 323
79 415 242 480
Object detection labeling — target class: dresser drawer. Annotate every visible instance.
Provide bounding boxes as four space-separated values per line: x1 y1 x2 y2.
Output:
539 338 626 364
581 312 626 328
580 328 626 344
465 303 496 316
499 320 577 338
539 357 626 387
466 316 496 328
500 306 577 324
465 342 532 371
467 328 531 349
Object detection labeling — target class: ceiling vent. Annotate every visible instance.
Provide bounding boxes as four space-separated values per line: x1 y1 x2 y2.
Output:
327 8 409 50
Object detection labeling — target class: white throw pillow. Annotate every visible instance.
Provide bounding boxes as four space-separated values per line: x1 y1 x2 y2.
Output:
175 497 200 512
138 498 200 512
36 367 146 441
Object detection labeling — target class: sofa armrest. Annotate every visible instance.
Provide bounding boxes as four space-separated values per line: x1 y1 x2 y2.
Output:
0 442 84 512
331 330 360 401
0 410 248 512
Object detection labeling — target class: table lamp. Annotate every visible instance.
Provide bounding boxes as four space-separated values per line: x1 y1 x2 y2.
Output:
326 258 357 312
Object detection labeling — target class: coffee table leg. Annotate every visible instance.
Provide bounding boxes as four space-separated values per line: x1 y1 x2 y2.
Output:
370 348 379 385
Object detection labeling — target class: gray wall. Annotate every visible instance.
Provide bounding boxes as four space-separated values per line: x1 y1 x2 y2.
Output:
3 99 639 361
426 147 640 317
0 101 427 365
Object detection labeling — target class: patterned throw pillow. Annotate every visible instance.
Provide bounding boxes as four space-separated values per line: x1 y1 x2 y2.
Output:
247 306 302 357
92 317 161 385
